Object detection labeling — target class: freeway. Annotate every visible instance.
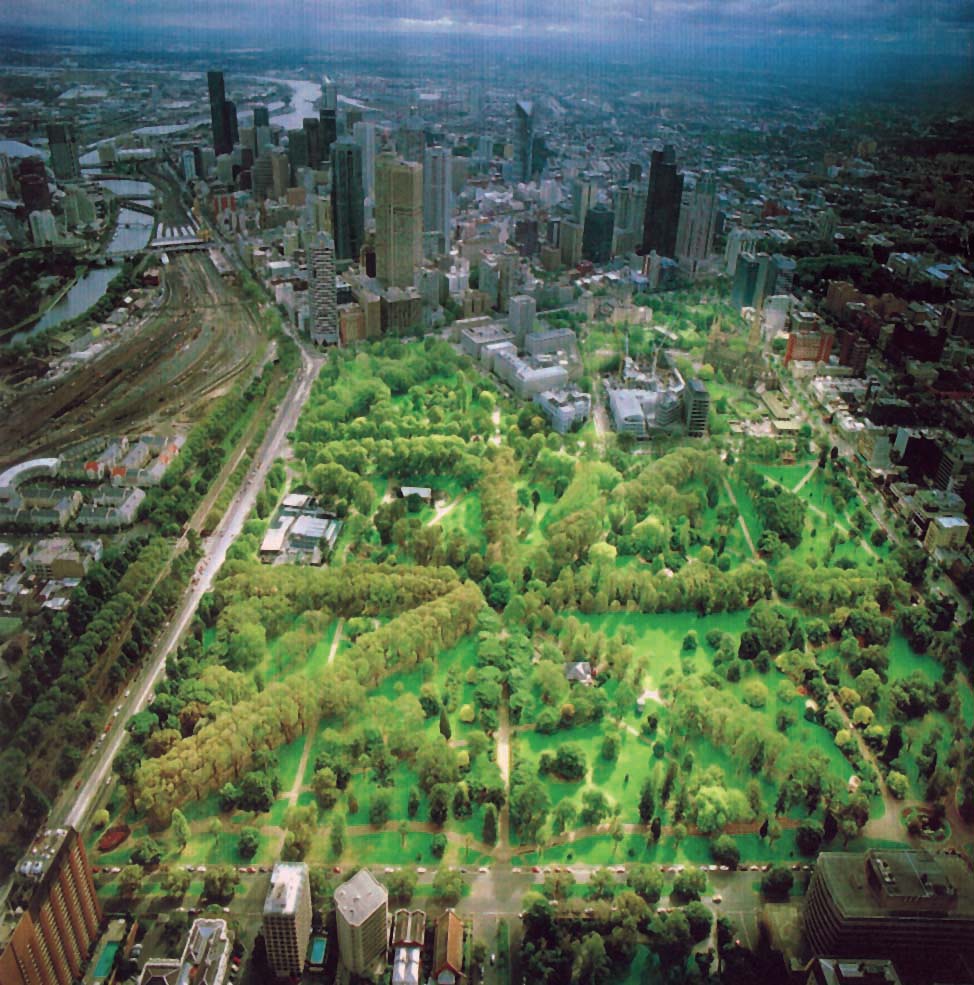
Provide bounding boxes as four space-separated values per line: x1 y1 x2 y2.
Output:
53 336 324 834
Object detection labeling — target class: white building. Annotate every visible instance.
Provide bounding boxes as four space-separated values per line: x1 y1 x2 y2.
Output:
262 863 312 979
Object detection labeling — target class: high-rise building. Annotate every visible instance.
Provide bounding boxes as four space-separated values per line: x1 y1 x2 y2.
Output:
262 862 312 980
334 869 388 976
560 219 583 268
676 175 718 263
181 149 197 181
641 144 683 258
480 246 520 313
353 121 377 199
303 118 323 169
804 850 974 961
225 101 239 148
724 227 760 276
253 105 270 128
330 137 365 261
0 828 102 985
309 234 338 345
582 203 615 264
731 252 777 311
423 146 453 255
269 148 290 200
508 294 536 346
685 379 711 437
287 129 309 170
45 124 80 181
572 179 595 224
29 209 57 245
375 152 422 289
18 157 51 213
514 99 534 182
207 71 234 156
320 108 338 163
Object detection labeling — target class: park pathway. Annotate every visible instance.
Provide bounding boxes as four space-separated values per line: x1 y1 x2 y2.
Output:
284 619 344 809
496 697 512 861
490 407 502 446
792 463 818 493
721 476 759 559
427 495 463 527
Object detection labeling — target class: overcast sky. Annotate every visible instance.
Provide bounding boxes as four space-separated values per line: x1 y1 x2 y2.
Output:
3 0 972 54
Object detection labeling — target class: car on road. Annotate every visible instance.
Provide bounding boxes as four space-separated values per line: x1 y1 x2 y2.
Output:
712 895 723 904
531 866 541 873
615 867 626 874
490 954 495 966
512 867 521 874
332 866 341 874
196 866 207 873
384 867 396 873
124 688 131 697
416 867 427 874
74 780 81 790
478 867 488 873
103 723 111 733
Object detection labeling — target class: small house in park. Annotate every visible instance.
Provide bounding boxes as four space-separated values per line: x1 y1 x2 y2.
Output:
398 485 433 505
564 661 594 685
433 910 464 985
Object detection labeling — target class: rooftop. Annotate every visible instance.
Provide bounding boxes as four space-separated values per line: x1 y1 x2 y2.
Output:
333 868 387 927
263 862 308 917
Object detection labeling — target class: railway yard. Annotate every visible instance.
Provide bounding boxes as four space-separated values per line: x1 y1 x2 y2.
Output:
0 251 264 467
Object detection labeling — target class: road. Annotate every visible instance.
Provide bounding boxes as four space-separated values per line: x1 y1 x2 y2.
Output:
55 338 324 833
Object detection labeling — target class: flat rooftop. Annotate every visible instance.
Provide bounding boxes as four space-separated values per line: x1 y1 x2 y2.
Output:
334 868 387 927
817 851 974 918
264 863 307 916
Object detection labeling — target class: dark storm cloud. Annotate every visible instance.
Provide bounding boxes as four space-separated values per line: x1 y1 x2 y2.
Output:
2 0 972 48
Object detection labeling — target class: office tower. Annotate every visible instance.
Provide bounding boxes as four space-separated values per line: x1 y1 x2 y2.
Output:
323 78 338 112
423 146 453 254
29 209 57 245
475 135 493 167
560 219 583 267
346 109 362 130
208 71 232 156
251 154 272 199
225 101 239 148
375 152 422 288
629 162 642 182
804 850 974 960
508 294 536 346
18 158 51 213
572 179 595 224
0 828 102 985
287 129 309 170
302 118 323 169
641 144 683 258
582 203 615 264
685 379 711 437
181 149 197 181
353 121 377 199
334 869 389 976
330 138 365 261
731 252 776 311
253 104 269 128
480 246 519 313
46 124 80 181
262 863 312 979
270 148 290 200
514 99 534 182
320 110 338 162
309 233 338 345
676 175 718 262
724 227 760 275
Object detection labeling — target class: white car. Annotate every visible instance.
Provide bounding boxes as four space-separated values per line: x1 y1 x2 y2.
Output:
416 867 426 874
478 867 489 873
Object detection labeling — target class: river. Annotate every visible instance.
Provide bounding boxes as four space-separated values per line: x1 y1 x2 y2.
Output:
265 77 322 132
18 265 120 340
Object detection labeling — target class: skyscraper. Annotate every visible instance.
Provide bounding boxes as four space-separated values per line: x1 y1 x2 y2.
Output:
207 71 233 156
46 124 80 181
353 121 377 199
508 294 536 346
375 152 422 288
303 117 323 169
320 78 339 162
572 178 595 224
676 175 719 263
334 869 388 976
685 379 711 437
641 144 684 258
423 146 453 254
262 863 312 980
582 203 615 264
309 234 338 345
514 99 534 182
253 105 269 128
0 828 102 985
330 137 365 261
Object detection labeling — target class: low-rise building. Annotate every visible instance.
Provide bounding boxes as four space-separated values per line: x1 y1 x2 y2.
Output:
534 388 591 433
432 910 464 985
137 918 232 985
